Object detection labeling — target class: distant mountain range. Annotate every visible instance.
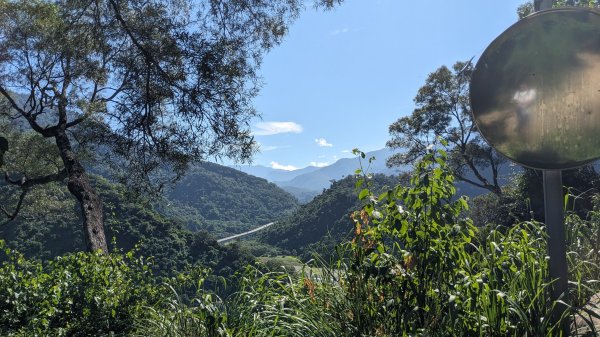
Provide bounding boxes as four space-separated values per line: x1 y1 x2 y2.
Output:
231 164 321 183
232 148 410 202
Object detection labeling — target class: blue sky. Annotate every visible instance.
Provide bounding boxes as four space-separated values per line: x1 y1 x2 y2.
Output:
248 0 526 170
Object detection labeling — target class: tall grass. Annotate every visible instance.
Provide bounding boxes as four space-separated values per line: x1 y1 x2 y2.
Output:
133 284 228 337
225 266 340 337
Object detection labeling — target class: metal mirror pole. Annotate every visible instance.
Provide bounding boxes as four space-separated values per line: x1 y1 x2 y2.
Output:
543 170 569 335
534 3 569 336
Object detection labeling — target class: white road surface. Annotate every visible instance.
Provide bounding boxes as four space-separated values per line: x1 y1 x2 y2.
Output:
216 222 276 243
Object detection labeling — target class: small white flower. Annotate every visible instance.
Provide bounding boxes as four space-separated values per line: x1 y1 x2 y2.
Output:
397 205 405 214
372 211 382 219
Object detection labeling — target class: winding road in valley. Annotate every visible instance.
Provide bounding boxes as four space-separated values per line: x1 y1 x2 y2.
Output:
217 222 276 243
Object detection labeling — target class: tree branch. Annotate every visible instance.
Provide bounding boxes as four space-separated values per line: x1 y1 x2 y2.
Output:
1 169 68 224
454 172 495 194
460 153 501 195
108 0 184 91
0 86 57 137
4 169 68 189
489 149 500 188
0 189 27 224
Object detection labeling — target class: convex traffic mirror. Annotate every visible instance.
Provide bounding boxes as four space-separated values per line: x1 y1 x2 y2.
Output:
471 8 600 170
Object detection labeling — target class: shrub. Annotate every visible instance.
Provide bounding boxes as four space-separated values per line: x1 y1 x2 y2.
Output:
0 243 158 336
335 145 600 336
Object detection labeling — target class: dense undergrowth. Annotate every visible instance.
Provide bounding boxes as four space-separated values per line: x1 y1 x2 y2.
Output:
2 148 600 336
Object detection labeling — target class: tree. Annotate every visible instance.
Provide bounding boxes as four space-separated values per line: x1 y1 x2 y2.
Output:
0 0 340 253
550 0 600 8
518 1 600 19
386 61 506 195
517 1 534 18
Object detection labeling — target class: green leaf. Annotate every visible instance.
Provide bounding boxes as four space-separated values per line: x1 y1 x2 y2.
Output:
400 221 408 236
359 188 369 200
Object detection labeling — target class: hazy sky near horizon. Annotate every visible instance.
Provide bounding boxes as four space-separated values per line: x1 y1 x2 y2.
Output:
246 0 525 171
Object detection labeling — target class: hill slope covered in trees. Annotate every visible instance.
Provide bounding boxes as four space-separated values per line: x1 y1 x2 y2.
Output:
0 175 253 277
164 162 299 237
258 173 403 260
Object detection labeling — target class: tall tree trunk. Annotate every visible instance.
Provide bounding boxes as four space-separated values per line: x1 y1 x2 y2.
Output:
55 130 108 253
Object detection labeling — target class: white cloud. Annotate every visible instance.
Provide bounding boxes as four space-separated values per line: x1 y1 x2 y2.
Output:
257 142 291 152
270 161 298 171
341 150 350 153
253 122 303 136
310 161 329 168
330 27 350 36
264 145 279 151
315 137 333 147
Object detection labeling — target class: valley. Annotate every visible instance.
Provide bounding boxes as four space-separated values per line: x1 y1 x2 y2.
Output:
3 1 600 334
0 138 527 267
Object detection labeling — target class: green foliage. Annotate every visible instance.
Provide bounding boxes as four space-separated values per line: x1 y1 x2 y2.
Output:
463 223 556 336
0 241 158 336
554 0 600 8
2 146 600 336
0 121 69 225
565 196 600 305
225 266 339 337
514 167 600 223
343 145 477 335
0 0 341 253
235 240 284 258
0 0 314 189
257 255 304 272
469 166 600 228
517 1 535 18
133 269 229 337
258 173 399 260
469 187 528 228
518 2 600 25
0 126 62 179
335 146 600 336
0 174 254 279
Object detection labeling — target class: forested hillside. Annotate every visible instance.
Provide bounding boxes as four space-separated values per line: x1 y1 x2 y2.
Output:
165 162 299 236
0 175 253 277
259 173 403 259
